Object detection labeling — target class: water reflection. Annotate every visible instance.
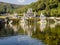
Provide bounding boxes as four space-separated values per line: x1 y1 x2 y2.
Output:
33 21 60 45
40 23 47 32
5 23 18 33
0 19 60 45
20 19 60 45
0 22 18 37
9 23 18 32
20 20 33 37
49 22 57 28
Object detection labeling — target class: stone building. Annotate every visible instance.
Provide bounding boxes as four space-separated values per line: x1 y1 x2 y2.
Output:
24 8 36 19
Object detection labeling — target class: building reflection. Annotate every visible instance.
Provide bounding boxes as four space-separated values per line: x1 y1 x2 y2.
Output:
49 22 57 28
20 21 33 37
40 23 47 32
49 21 60 28
5 23 18 35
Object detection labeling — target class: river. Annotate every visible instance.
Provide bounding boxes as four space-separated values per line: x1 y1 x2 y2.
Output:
0 19 60 45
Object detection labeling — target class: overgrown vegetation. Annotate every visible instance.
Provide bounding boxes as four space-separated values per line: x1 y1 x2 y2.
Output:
0 0 60 17
0 2 24 15
16 0 60 17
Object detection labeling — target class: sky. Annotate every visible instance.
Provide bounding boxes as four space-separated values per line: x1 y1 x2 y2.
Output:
0 0 37 5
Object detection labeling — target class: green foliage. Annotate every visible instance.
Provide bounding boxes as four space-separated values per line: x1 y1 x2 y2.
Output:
16 0 59 17
38 2 46 10
0 0 60 16
0 2 24 15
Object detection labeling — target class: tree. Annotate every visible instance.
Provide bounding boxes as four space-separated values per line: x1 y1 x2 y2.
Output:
37 2 46 10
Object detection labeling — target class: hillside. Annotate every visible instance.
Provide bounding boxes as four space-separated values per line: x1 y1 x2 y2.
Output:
0 2 24 15
0 0 60 17
16 0 60 17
